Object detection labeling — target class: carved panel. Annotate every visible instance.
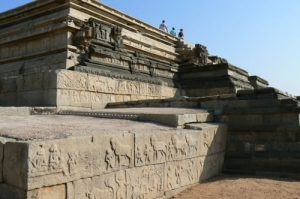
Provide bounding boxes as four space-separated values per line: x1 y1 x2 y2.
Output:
88 74 116 93
27 133 134 190
73 164 164 199
57 70 88 90
147 84 161 96
134 131 201 167
57 89 91 107
165 157 202 191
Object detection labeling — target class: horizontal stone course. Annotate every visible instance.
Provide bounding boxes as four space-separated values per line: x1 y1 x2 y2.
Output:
0 69 178 108
224 158 300 176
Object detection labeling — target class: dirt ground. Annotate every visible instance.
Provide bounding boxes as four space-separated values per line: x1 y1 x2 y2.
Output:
172 175 300 199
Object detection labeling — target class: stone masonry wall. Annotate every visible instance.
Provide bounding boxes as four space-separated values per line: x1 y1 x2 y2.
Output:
0 70 178 108
0 124 227 199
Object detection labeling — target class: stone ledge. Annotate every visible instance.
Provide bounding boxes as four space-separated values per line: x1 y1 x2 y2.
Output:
59 107 213 127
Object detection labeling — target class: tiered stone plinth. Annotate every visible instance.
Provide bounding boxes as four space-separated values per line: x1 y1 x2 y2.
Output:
0 70 178 108
179 63 256 97
0 0 180 109
0 108 227 199
222 88 300 176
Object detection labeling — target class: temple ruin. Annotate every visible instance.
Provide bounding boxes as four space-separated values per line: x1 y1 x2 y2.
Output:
0 0 299 198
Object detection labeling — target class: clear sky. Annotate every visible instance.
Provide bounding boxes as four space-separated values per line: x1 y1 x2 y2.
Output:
1 0 299 95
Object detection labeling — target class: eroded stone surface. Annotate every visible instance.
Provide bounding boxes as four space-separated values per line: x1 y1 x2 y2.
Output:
0 114 227 199
134 130 201 166
5 133 134 190
185 123 227 155
72 164 164 199
0 115 172 140
165 157 203 191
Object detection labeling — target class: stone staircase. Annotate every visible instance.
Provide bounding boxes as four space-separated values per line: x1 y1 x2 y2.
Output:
222 89 300 177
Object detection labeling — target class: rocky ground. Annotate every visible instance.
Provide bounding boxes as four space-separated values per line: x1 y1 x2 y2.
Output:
172 175 300 199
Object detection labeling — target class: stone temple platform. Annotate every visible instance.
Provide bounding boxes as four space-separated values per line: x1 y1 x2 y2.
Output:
1 0 299 198
0 108 227 199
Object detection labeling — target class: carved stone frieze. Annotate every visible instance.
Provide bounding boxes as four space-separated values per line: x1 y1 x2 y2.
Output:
72 18 178 82
165 158 202 191
25 133 134 190
134 131 201 167
72 165 164 199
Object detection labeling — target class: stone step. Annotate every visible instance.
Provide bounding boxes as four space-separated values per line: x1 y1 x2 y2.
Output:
226 141 300 159
228 129 300 142
60 107 213 127
237 87 293 100
223 157 300 178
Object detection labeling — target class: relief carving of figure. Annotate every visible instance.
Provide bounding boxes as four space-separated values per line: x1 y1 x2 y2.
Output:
143 144 153 164
100 27 108 40
95 23 102 40
105 148 116 170
127 81 138 94
104 172 130 199
111 26 123 50
171 135 187 157
148 167 163 192
116 172 129 199
136 147 143 165
166 166 174 189
167 141 175 161
150 136 166 162
185 134 198 155
132 167 162 198
109 138 132 168
186 160 196 182
48 144 62 171
31 144 47 173
94 23 109 41
175 165 182 185
67 152 78 175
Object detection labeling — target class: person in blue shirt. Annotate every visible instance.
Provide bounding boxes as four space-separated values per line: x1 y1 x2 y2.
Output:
178 29 184 39
170 27 176 36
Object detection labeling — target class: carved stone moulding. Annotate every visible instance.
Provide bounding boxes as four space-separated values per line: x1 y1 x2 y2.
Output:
73 18 178 82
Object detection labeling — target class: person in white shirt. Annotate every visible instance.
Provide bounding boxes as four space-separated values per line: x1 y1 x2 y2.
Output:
159 20 168 33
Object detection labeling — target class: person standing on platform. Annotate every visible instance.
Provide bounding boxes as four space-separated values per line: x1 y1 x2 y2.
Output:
178 29 184 39
159 20 168 33
170 27 176 36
